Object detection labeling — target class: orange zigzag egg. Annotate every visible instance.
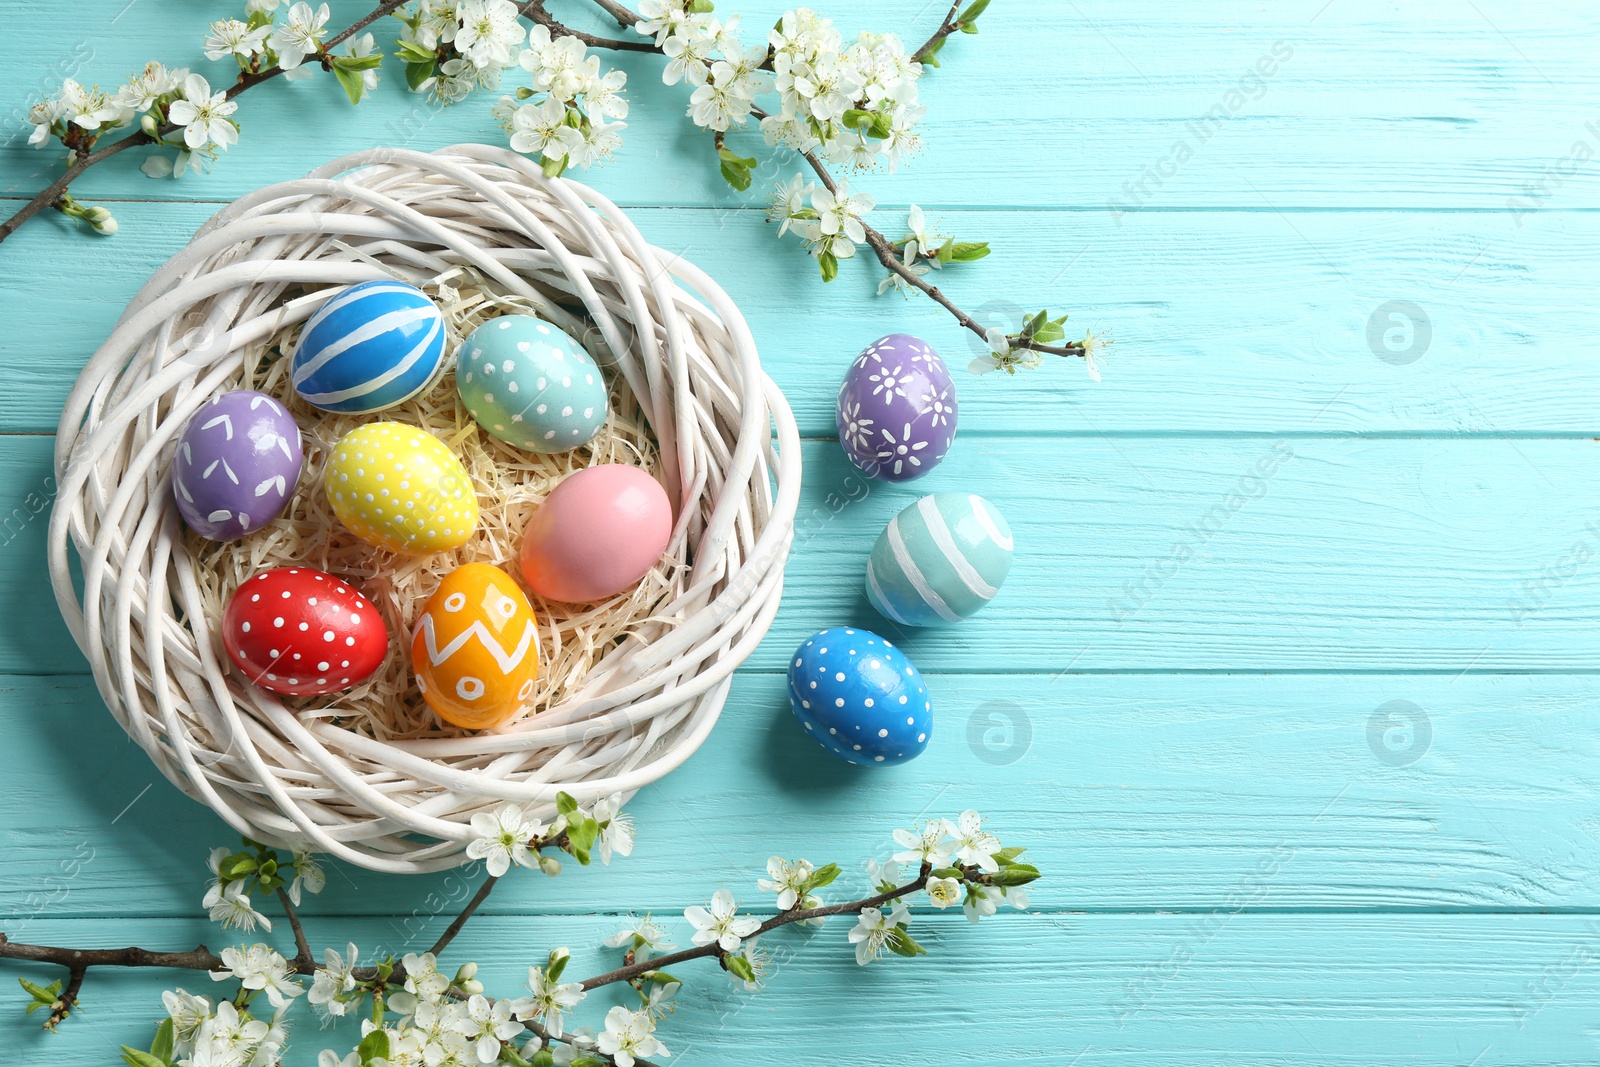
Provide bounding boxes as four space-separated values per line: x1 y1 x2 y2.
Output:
411 563 540 730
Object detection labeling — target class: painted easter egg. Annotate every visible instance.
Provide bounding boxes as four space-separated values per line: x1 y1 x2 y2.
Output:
291 280 447 414
456 315 609 453
519 465 672 603
866 493 1014 626
835 333 958 482
787 627 931 766
172 390 303 540
325 423 478 553
411 563 541 730
222 567 388 696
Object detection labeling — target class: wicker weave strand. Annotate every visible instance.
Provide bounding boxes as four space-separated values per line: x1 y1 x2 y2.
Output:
47 145 801 874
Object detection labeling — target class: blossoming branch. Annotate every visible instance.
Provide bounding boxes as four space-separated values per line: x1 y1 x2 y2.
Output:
0 794 1039 1067
8 0 1106 374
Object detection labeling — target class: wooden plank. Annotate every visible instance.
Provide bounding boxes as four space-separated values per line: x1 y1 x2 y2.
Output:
7 914 1600 1064
3 0 1599 210
9 201 1600 436
7 434 1600 674
8 670 1600 917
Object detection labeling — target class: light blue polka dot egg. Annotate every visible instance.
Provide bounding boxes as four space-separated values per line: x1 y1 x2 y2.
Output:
291 280 447 414
456 315 609 453
867 493 1014 626
787 627 932 766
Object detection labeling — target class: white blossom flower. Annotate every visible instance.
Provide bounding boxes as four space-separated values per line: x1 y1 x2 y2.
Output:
687 78 746 132
116 61 183 114
269 2 330 70
287 848 325 906
660 13 720 87
508 955 586 1039
963 883 1000 924
685 888 762 952
970 327 1040 376
634 0 689 45
466 802 546 878
1080 329 1110 382
903 204 946 264
250 1005 290 1067
592 793 635 864
191 1000 269 1067
865 857 902 892
212 943 304 1009
307 942 359 1017
847 903 910 965
205 881 272 932
318 1051 359 1067
767 173 818 238
410 0 459 49
950 809 1002 872
811 179 872 245
596 1006 668 1067
547 1025 597 1066
564 118 626 169
603 915 676 955
521 29 590 101
454 0 526 69
580 68 629 122
507 97 582 161
26 97 57 146
168 74 238 152
57 79 123 131
205 19 270 62
878 246 930 296
454 993 525 1064
395 951 450 1011
757 856 815 909
410 998 473 1065
891 817 954 867
162 988 213 1050
926 875 962 909
246 0 281 12
436 56 510 102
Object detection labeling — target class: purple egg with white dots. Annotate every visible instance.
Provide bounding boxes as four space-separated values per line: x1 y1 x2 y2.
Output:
787 627 932 766
835 333 957 482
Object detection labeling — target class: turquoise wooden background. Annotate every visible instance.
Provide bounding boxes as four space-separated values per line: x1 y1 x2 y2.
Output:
4 0 1600 1062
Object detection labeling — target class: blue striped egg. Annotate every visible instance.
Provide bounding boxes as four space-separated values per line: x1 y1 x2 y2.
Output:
866 493 1014 626
291 280 447 414
787 628 932 766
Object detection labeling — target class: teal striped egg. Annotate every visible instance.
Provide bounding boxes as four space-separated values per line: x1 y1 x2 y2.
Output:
866 493 1014 626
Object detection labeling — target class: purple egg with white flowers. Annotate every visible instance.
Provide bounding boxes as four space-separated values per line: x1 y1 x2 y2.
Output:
787 627 932 766
171 390 303 541
835 333 957 482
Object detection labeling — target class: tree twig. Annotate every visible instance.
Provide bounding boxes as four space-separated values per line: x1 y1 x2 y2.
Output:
912 1 965 63
275 888 315 971
428 875 500 958
0 0 408 246
579 871 931 991
521 0 655 50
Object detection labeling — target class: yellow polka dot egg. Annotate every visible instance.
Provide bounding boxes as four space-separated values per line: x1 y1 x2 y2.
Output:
326 423 479 553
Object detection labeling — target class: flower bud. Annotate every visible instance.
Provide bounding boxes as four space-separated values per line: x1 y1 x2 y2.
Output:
455 962 478 981
539 855 562 877
461 978 484 994
83 206 118 235
140 113 159 137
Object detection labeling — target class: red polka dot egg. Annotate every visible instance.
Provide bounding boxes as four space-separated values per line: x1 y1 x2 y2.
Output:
222 567 389 696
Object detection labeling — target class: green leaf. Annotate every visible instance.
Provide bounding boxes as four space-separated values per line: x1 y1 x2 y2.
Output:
119 1048 169 1067
687 0 714 11
333 53 384 72
555 792 579 816
959 20 981 33
947 240 990 262
724 954 756 983
818 251 839 283
333 65 366 105
886 927 928 958
530 1051 555 1067
547 952 570 982
404 60 437 91
718 157 751 190
571 1058 608 1067
993 846 1028 865
921 36 946 66
217 853 256 882
987 863 1041 887
357 1026 391 1064
394 38 435 62
936 241 956 265
868 112 893 138
541 155 568 178
929 866 964 880
803 863 841 892
19 978 60 1006
1024 309 1048 337
151 1018 176 1062
643 969 683 987
959 0 991 19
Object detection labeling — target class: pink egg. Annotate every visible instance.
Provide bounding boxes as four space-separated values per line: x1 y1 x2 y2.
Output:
520 465 673 603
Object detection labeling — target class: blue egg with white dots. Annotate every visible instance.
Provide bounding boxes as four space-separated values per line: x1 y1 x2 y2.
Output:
292 280 447 414
787 627 932 766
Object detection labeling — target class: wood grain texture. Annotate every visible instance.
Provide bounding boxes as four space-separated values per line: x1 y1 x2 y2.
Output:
8 201 1600 436
6 671 1600 918
4 0 1600 1062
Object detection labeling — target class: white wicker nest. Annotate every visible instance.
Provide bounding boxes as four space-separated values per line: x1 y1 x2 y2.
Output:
47 145 801 874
